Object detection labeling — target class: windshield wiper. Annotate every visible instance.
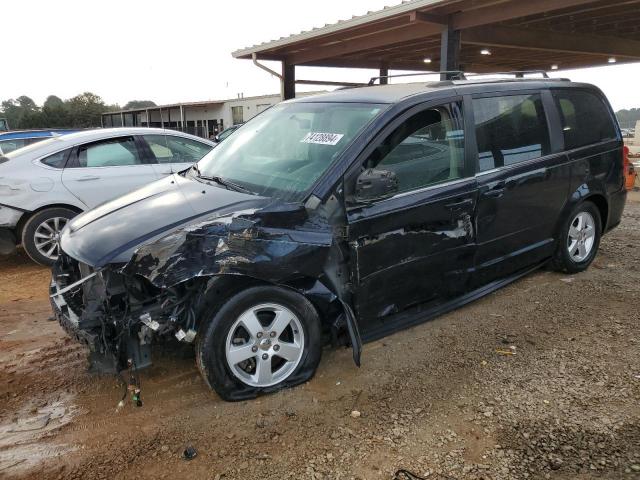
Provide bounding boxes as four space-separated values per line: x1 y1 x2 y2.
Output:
198 173 254 195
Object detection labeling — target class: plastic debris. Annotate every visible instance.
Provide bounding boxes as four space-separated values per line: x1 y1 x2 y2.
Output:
175 328 197 343
139 313 159 331
182 445 197 460
350 410 361 418
495 345 517 356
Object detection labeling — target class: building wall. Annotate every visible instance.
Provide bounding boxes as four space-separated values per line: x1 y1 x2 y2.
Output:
102 92 324 138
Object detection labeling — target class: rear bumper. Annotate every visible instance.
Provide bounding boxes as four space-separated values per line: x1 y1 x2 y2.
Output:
0 204 23 228
605 189 627 233
0 228 16 255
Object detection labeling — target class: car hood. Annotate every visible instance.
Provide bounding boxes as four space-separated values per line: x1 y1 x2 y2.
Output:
60 173 270 266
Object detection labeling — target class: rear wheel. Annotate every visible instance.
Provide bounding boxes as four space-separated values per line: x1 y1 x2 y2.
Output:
550 201 601 274
21 207 77 266
196 286 322 401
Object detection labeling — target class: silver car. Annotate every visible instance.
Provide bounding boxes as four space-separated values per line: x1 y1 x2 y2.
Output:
0 128 214 265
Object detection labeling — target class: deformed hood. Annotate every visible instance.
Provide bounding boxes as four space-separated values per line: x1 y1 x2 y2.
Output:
60 173 270 266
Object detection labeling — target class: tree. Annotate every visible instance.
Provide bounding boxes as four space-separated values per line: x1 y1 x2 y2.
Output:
1 95 41 129
123 100 156 110
42 95 68 127
64 92 109 128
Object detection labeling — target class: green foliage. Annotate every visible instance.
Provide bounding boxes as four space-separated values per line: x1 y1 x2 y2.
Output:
123 100 156 110
0 92 127 129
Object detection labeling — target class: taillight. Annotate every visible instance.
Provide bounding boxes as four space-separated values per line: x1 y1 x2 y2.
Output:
623 145 636 191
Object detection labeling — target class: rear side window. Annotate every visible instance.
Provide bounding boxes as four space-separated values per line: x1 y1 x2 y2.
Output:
474 94 551 171
76 137 142 167
552 89 617 150
41 149 70 169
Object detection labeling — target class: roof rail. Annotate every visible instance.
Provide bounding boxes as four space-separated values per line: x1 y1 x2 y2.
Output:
368 71 466 86
463 70 550 79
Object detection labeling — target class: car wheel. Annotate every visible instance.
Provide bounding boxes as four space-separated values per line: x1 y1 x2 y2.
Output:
196 285 322 401
550 201 601 274
21 207 77 266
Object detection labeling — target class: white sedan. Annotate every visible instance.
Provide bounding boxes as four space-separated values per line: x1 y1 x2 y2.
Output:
0 128 214 265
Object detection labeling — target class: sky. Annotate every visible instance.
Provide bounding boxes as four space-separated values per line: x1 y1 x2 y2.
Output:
2 0 639 111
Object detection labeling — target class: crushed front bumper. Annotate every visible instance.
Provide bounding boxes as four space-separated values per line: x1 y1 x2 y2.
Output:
50 277 101 351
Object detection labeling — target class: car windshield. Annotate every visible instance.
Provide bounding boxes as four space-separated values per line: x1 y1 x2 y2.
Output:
194 102 385 201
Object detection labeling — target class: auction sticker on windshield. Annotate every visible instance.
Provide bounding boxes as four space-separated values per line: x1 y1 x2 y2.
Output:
300 132 344 146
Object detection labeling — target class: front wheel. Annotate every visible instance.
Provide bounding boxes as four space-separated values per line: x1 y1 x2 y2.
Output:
196 286 322 401
550 201 602 274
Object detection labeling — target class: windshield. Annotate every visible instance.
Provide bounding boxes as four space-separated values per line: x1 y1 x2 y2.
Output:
195 102 385 201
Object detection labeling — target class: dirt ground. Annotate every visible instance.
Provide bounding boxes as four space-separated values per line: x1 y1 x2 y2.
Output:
1 193 639 480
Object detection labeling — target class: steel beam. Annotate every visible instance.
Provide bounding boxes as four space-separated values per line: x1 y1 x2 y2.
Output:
282 61 295 100
440 21 461 80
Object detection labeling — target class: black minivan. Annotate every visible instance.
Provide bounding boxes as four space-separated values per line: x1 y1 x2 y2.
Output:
51 75 631 400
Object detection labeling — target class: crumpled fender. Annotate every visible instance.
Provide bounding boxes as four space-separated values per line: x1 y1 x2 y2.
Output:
122 207 334 289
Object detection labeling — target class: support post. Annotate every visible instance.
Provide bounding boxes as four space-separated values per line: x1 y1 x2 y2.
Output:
379 64 389 85
180 105 185 132
120 112 124 127
440 21 461 80
282 61 295 100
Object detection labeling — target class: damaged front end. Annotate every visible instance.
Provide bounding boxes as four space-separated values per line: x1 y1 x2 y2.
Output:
50 254 205 372
50 202 355 374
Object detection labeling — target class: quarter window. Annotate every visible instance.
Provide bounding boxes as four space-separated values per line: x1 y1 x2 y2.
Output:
552 89 617 150
474 94 550 171
367 102 465 194
41 149 70 169
76 137 141 167
144 135 212 164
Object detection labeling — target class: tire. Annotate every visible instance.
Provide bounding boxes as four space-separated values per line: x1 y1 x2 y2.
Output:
196 285 322 401
21 207 77 266
550 201 602 274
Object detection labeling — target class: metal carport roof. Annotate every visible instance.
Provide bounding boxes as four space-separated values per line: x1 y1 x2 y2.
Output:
233 0 640 97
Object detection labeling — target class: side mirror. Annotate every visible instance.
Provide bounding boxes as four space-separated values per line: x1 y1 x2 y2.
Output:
354 168 398 203
213 135 221 143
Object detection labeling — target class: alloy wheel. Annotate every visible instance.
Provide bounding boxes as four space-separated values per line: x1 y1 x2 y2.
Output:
225 303 305 387
567 211 596 262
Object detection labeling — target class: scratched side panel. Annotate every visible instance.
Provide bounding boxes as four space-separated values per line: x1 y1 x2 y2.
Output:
346 179 478 328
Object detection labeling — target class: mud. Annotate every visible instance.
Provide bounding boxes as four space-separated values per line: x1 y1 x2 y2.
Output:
1 192 639 480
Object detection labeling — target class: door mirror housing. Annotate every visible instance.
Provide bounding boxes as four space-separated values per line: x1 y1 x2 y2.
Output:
354 168 398 203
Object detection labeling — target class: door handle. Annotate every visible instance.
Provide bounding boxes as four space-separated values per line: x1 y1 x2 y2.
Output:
444 198 473 210
77 175 100 182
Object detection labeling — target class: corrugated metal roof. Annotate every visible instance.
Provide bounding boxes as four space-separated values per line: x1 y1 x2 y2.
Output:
232 0 449 58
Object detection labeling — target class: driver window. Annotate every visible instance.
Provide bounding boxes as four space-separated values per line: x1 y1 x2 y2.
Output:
366 102 465 194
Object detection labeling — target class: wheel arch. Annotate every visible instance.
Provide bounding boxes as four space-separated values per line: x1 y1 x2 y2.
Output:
555 185 609 242
194 274 344 336
16 203 84 244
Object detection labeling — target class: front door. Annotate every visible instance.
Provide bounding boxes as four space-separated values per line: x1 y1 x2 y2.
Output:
61 136 159 208
472 91 569 284
346 99 477 336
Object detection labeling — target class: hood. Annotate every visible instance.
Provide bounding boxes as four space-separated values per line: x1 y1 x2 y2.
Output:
60 173 270 266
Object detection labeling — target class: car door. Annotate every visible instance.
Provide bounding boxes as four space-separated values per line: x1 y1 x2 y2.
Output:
471 90 568 285
141 134 213 176
345 98 477 335
61 135 160 208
